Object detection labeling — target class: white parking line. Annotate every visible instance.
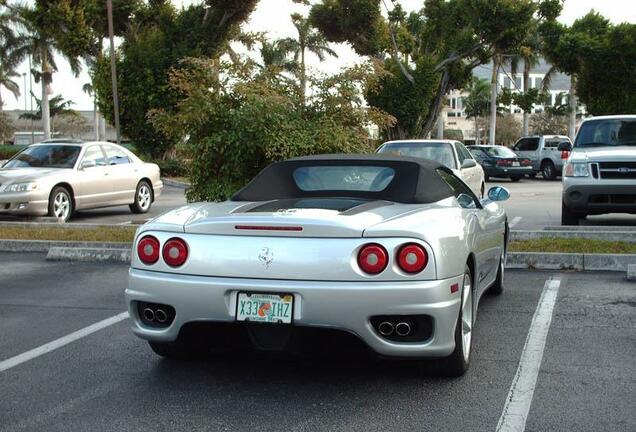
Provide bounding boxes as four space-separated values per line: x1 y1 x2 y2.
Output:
496 278 561 432
0 312 128 373
509 216 522 228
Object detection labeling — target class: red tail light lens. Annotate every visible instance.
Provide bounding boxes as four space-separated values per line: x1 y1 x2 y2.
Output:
561 150 570 160
357 244 388 274
397 243 428 273
162 238 189 267
496 159 512 166
521 158 532 166
137 235 160 265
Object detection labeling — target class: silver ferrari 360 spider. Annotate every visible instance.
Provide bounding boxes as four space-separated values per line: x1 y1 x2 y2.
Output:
126 155 510 376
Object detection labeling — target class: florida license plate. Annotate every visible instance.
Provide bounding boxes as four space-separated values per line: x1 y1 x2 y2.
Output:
512 162 520 167
236 293 294 324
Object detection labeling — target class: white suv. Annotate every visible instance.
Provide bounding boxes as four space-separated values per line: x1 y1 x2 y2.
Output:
560 115 636 225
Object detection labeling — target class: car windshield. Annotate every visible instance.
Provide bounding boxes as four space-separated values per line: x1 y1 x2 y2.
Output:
483 146 517 158
3 145 81 169
293 166 396 192
378 142 456 169
575 119 636 147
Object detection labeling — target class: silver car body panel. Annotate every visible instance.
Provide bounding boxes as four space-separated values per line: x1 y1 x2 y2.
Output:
0 141 162 216
127 194 507 358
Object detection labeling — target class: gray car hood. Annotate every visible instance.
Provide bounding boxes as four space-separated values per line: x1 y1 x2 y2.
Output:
569 146 636 163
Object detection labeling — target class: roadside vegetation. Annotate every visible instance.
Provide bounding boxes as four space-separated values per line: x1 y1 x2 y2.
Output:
509 238 636 254
0 225 136 243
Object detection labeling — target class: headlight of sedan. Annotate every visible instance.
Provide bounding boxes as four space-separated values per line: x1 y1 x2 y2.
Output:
3 182 39 193
563 163 589 177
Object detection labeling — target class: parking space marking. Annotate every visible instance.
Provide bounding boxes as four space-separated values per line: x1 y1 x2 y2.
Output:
496 277 561 432
509 216 522 228
0 312 128 373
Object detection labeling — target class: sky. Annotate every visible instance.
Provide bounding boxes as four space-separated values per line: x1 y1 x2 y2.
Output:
2 0 634 112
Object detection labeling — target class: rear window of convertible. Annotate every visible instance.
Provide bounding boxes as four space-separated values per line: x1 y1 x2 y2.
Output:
293 166 396 192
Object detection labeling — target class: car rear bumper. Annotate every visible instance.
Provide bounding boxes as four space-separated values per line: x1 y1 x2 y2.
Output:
126 268 464 358
484 166 533 178
563 183 636 214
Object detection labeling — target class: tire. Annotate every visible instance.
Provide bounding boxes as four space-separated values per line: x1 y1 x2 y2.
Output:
484 175 490 181
48 186 74 222
561 201 582 226
148 340 202 360
488 249 505 296
437 264 473 377
480 182 485 198
541 160 557 180
510 176 521 182
129 180 153 214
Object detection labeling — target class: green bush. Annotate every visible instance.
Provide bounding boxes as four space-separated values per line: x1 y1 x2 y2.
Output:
153 158 188 177
150 59 395 202
0 145 25 160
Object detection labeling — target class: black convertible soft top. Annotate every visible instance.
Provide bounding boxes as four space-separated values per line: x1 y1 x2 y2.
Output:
231 154 456 204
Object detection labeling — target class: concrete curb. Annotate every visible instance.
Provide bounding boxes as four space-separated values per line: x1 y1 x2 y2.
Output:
628 264 636 281
510 230 636 243
161 178 190 189
544 225 636 232
46 247 131 263
0 221 142 229
507 252 636 272
0 239 130 253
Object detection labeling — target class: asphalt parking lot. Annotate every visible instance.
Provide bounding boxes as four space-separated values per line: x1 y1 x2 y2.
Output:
1 253 634 431
487 177 636 229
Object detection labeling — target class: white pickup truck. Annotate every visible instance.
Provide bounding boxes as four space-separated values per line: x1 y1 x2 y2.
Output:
560 115 636 225
512 135 572 180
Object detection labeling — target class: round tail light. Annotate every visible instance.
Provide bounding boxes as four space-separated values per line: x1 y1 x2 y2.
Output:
162 238 189 267
137 235 160 265
397 243 428 273
357 243 388 274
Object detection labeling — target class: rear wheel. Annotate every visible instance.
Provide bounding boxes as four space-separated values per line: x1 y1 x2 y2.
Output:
437 264 473 377
561 201 583 226
130 180 153 214
541 160 557 180
48 186 73 222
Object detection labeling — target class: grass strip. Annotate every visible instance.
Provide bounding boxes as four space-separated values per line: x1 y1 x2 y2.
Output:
509 237 636 254
0 226 136 243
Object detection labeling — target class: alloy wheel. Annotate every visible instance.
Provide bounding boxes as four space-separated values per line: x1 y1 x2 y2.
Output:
53 192 70 220
461 271 473 362
138 185 151 211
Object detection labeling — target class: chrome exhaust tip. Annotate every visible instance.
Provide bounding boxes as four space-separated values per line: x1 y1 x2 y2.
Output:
378 321 394 336
155 308 168 323
395 322 411 337
142 308 155 322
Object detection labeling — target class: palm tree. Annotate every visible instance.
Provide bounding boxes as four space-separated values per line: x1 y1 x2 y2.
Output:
82 82 100 140
259 39 296 73
0 49 21 111
463 78 490 145
17 4 84 140
279 13 337 106
0 6 28 113
19 93 78 133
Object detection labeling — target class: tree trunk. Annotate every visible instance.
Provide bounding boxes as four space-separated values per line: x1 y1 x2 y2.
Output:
93 98 99 141
488 56 500 145
568 75 577 141
436 109 444 139
475 116 479 145
522 60 530 136
418 69 451 137
300 47 306 107
41 49 51 140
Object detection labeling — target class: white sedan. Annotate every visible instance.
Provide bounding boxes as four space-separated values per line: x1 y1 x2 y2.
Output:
377 139 486 197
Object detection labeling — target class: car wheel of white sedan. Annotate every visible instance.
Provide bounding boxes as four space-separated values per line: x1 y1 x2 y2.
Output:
130 181 153 214
48 186 73 222
438 264 474 377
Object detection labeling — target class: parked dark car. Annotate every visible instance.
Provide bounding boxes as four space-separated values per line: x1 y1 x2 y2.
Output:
468 145 533 181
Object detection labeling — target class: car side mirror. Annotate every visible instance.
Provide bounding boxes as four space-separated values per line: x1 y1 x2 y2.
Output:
557 142 572 152
487 186 510 202
80 160 96 170
457 193 477 209
461 159 477 169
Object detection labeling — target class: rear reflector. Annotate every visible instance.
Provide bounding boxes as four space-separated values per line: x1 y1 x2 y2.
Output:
137 235 160 265
357 244 388 275
450 283 460 294
162 238 189 267
235 225 303 231
397 243 428 273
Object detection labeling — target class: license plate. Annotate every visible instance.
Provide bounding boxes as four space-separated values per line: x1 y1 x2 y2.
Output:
236 292 294 324
512 162 520 167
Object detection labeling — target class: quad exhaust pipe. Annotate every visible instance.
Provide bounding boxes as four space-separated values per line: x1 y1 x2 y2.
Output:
376 320 412 338
155 308 168 323
139 303 174 326
142 308 155 322
378 321 394 336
